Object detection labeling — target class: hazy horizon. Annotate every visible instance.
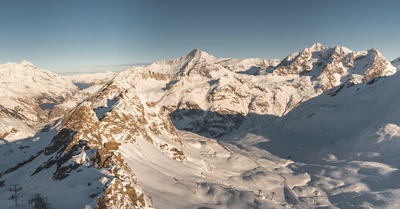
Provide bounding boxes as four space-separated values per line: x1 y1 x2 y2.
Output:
1 0 399 73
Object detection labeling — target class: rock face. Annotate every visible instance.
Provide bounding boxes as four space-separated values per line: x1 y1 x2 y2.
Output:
120 44 396 137
47 74 115 122
0 61 78 129
86 74 185 161
272 45 395 89
29 100 153 208
28 72 187 208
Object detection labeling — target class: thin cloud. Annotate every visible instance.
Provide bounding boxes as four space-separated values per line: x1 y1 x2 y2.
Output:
93 62 153 68
63 62 153 74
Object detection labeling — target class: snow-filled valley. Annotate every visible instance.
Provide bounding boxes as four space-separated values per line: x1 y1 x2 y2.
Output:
1 44 400 208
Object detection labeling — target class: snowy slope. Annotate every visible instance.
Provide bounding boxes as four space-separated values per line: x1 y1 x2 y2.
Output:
0 118 35 145
0 71 186 208
225 71 400 208
259 71 400 162
0 61 78 128
392 57 400 70
120 131 307 209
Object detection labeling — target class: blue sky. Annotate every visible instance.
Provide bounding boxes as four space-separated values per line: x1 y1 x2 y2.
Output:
0 0 399 73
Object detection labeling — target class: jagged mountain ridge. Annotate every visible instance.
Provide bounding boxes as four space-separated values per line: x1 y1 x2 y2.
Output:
0 69 188 208
47 72 117 122
125 43 396 137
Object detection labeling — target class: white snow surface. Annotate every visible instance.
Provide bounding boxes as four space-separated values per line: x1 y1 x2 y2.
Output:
0 118 35 145
223 71 400 208
120 131 296 209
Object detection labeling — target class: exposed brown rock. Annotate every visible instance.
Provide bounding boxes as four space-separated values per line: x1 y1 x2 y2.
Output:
96 178 151 209
104 141 121 151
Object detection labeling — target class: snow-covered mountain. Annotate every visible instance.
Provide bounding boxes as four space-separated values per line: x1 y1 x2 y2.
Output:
392 57 400 70
125 44 396 137
1 44 400 208
0 61 78 129
0 70 186 208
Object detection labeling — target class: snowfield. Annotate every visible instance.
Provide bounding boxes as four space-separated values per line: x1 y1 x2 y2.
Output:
0 117 35 145
222 71 400 208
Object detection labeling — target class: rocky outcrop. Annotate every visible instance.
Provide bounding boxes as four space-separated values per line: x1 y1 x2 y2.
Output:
97 178 152 209
29 71 190 208
272 45 395 91
31 100 153 208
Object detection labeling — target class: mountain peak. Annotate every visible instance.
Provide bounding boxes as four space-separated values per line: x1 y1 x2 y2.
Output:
369 47 382 54
332 45 352 54
185 48 213 61
191 48 201 53
1 60 37 70
19 60 38 69
309 43 324 51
